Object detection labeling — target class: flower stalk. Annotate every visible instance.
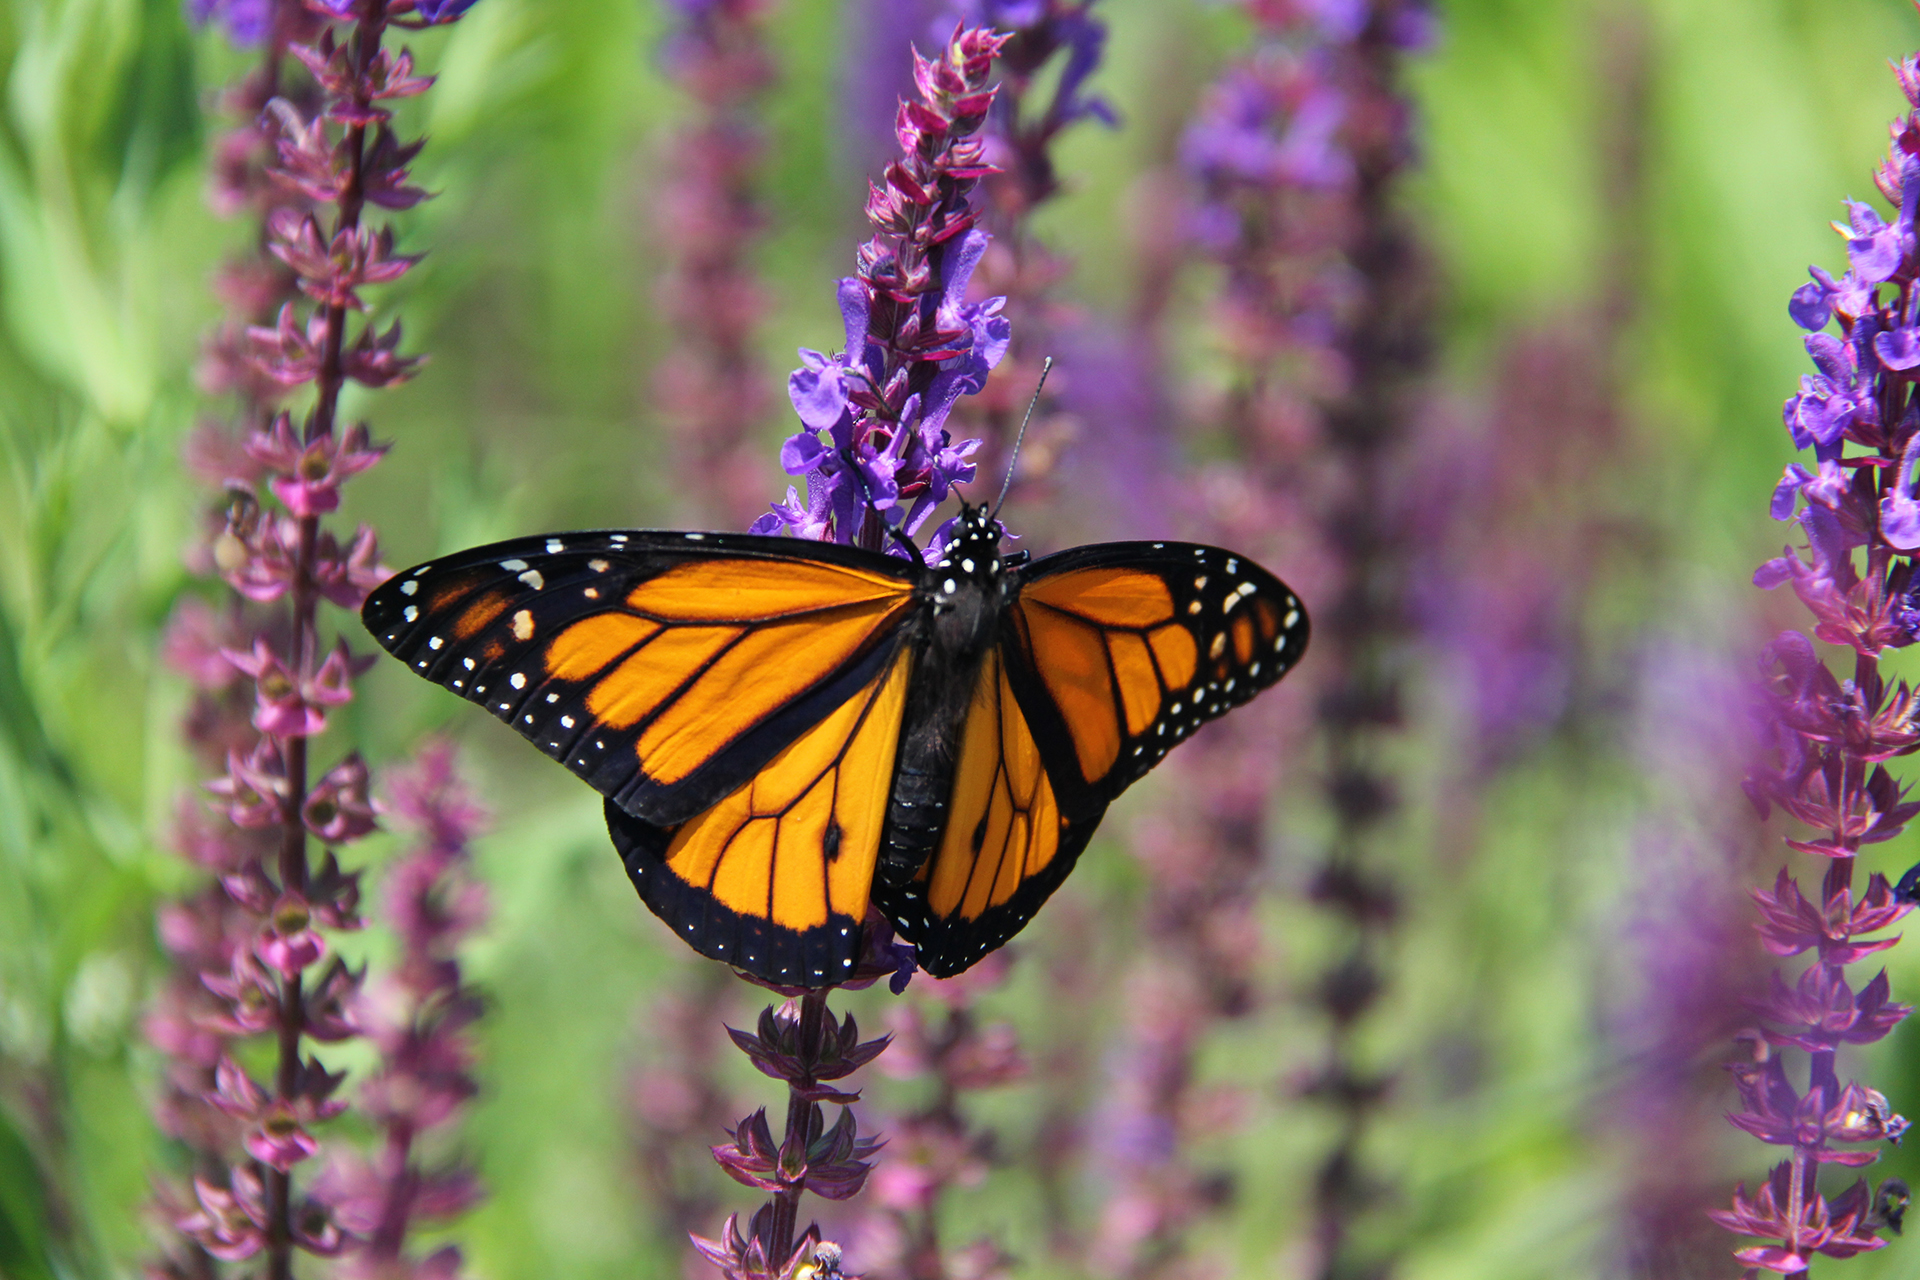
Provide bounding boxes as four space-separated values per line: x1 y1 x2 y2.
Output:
1159 3 1430 1276
1720 40 1920 1273
152 1 481 1273
695 938 905 1279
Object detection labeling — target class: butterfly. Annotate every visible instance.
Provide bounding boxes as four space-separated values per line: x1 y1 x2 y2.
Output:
361 503 1308 986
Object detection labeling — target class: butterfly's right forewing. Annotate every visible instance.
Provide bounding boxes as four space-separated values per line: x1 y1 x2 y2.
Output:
1005 542 1309 810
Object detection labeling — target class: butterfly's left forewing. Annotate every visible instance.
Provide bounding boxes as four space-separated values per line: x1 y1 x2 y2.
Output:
362 532 919 826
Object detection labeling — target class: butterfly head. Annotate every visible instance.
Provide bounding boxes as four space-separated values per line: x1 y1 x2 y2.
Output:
927 502 1010 629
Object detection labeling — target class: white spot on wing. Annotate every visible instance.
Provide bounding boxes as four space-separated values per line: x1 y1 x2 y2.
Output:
510 673 527 689
500 559 528 572
400 580 418 596
512 610 535 641
518 570 545 590
429 636 444 650
546 539 565 554
403 606 418 622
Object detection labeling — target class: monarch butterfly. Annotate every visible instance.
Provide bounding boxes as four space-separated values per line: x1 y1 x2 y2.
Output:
361 503 1308 986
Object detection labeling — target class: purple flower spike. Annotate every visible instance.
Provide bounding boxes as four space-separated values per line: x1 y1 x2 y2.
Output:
150 1 484 1275
759 24 1009 552
1727 41 1920 1277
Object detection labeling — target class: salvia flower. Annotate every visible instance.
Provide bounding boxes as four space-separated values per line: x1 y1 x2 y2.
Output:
149 1 485 1275
1721 38 1920 1277
1147 3 1429 1278
653 0 780 528
753 25 1011 552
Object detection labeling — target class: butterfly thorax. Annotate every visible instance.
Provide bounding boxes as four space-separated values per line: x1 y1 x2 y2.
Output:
879 505 1012 892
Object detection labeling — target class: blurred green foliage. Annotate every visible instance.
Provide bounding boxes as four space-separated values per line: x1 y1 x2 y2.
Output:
5 0 1920 1276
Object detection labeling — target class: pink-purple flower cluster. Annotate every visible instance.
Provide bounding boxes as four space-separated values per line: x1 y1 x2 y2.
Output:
1156 4 1427 1277
856 956 1026 1277
1722 43 1920 1278
753 27 1012 553
315 744 487 1274
152 1 481 1275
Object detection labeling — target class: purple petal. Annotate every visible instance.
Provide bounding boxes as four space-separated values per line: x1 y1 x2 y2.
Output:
1789 278 1834 331
1754 555 1797 590
1771 464 1813 520
941 230 991 307
788 352 850 433
837 279 871 372
780 429 829 475
1849 227 1904 284
1876 326 1920 370
1847 199 1891 238
1803 505 1857 567
1805 333 1851 383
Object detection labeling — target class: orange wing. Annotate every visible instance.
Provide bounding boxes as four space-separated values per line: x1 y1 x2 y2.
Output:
873 647 1104 978
606 648 914 985
1006 542 1309 810
362 531 918 826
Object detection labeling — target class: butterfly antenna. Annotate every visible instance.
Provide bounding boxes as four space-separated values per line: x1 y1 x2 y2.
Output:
991 356 1052 522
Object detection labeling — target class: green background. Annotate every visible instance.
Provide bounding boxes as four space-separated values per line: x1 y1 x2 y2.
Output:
3 0 1919 1275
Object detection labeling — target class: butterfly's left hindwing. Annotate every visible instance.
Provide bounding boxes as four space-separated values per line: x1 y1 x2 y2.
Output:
871 646 1104 977
362 532 918 826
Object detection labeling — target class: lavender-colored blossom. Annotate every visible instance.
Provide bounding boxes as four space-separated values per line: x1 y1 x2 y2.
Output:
754 26 1010 552
149 1 485 1275
1155 4 1430 1278
1724 42 1920 1277
653 0 780 529
188 0 275 45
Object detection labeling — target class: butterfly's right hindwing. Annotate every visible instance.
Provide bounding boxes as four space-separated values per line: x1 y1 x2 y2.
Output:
362 531 919 826
872 647 1105 977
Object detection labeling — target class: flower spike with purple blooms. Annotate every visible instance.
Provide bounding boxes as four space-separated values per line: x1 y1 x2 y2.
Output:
752 26 1011 553
1119 2 1428 1277
653 0 780 529
151 2 486 1277
1726 33 1920 1279
707 23 1014 1278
